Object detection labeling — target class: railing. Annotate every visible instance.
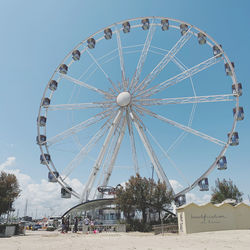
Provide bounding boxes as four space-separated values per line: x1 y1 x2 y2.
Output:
152 223 178 235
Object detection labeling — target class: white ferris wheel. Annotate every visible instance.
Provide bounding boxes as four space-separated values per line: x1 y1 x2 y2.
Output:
37 17 243 206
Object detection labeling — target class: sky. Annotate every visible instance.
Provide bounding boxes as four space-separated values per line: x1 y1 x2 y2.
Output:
0 0 249 218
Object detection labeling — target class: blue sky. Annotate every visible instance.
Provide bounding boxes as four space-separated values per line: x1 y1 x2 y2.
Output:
0 0 249 217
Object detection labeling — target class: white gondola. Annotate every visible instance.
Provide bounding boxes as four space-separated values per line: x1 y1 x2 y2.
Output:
87 38 96 49
228 132 239 146
72 50 81 61
213 45 222 57
233 107 244 121
198 178 209 191
36 135 46 145
40 154 51 165
42 97 50 107
225 62 235 76
217 156 227 170
175 194 186 207
197 32 206 45
48 171 59 183
141 18 150 30
49 80 58 91
180 23 188 36
104 28 112 40
161 19 169 31
59 64 68 74
61 187 72 198
122 21 130 33
232 83 242 96
37 116 46 127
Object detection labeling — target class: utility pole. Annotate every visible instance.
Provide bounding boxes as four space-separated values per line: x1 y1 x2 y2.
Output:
24 199 28 217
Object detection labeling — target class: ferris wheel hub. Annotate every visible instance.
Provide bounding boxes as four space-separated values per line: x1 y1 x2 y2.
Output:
116 91 131 106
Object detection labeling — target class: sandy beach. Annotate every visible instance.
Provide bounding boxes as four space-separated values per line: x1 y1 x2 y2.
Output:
1 230 250 250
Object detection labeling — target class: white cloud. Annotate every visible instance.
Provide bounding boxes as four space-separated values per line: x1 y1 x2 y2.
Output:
0 157 83 219
170 179 183 193
0 156 16 171
186 192 211 204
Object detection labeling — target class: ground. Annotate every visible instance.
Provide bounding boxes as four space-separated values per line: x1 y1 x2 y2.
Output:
0 230 250 250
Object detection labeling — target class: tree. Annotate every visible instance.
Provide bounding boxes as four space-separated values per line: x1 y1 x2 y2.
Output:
115 174 174 224
0 171 21 217
151 180 174 222
210 178 243 204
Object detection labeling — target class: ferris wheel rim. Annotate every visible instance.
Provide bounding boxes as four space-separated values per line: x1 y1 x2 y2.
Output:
37 16 241 201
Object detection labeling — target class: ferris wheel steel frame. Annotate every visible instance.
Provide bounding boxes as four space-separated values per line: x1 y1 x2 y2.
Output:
37 17 241 203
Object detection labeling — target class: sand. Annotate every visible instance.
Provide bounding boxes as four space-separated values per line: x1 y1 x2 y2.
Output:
1 230 250 250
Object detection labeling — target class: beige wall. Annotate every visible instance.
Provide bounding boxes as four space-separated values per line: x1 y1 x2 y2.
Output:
177 202 250 234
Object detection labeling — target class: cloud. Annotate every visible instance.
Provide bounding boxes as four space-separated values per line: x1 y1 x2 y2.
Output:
0 156 16 171
186 192 211 204
0 157 82 218
170 179 183 193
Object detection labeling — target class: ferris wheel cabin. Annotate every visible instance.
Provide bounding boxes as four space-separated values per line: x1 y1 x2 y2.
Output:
228 132 239 146
225 62 235 76
197 32 206 45
87 38 96 49
72 50 81 61
233 107 244 121
37 116 46 127
198 178 209 191
217 156 227 170
180 23 188 36
141 18 150 30
122 21 130 33
213 45 223 57
48 171 59 183
42 97 50 107
104 28 112 40
40 154 51 165
36 135 46 145
61 187 72 198
175 195 186 207
232 83 242 96
59 64 68 74
49 80 58 91
161 19 169 31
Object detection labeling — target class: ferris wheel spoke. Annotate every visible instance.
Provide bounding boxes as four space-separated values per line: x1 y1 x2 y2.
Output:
129 110 173 192
86 49 120 93
100 116 127 189
45 109 113 146
46 101 115 111
115 25 126 89
146 127 191 187
80 109 123 202
135 94 235 106
61 121 110 179
129 20 156 91
136 105 227 146
126 109 139 174
133 28 193 94
137 55 223 98
59 73 113 98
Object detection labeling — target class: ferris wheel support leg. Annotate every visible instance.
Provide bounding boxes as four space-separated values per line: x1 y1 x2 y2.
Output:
129 111 174 193
126 109 139 174
80 110 123 203
97 117 127 198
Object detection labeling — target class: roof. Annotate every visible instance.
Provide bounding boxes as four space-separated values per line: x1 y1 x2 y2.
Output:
62 198 115 217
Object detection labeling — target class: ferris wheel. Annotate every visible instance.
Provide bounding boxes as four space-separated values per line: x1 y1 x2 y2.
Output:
37 17 243 206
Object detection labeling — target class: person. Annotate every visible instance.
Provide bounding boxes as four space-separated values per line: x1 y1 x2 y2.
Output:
61 217 66 233
66 216 70 233
73 217 78 233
